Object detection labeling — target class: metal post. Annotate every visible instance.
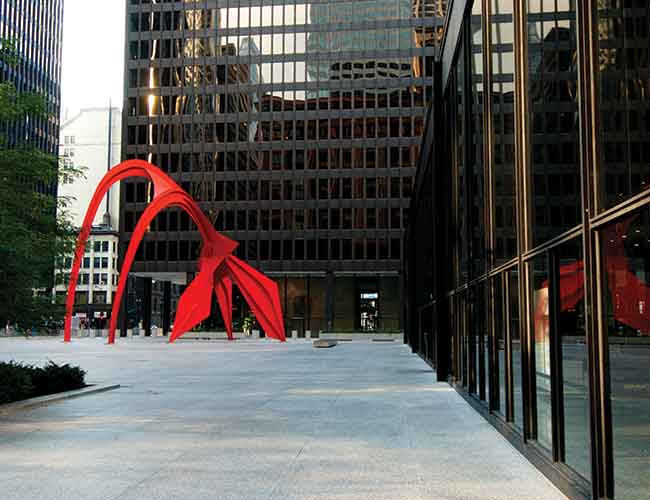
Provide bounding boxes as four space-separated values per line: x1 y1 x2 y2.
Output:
162 281 171 337
548 251 566 463
118 279 128 337
143 277 152 336
325 271 335 332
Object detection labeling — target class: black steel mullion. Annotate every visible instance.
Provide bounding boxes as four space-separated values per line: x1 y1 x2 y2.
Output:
449 63 461 382
306 275 311 332
482 0 498 411
512 0 535 444
575 0 613 497
460 14 477 396
432 60 451 381
548 250 566 463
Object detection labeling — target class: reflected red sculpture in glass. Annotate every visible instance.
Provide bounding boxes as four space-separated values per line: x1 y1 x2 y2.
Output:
534 219 650 338
63 159 285 344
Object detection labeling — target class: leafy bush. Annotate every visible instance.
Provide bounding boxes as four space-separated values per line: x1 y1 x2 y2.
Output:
0 360 86 404
30 362 86 398
0 362 33 404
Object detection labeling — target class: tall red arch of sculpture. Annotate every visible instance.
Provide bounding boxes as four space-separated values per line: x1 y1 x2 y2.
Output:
63 159 285 344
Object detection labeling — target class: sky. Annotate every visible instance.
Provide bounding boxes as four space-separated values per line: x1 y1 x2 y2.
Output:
60 0 125 122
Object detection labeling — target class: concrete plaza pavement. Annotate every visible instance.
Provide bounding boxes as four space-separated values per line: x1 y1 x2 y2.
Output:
0 338 566 500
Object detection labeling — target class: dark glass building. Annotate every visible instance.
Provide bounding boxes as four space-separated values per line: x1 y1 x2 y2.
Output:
121 0 443 334
0 0 64 154
406 1 650 499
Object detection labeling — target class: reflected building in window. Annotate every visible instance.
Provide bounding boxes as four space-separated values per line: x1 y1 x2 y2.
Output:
307 0 414 94
412 0 445 78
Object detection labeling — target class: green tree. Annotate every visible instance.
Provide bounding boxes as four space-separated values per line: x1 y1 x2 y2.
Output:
0 38 83 329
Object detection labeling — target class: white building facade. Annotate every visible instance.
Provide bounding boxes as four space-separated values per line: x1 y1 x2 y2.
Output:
55 107 122 326
59 107 121 227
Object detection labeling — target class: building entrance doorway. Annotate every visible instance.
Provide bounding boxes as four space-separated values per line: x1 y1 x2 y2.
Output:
360 292 379 331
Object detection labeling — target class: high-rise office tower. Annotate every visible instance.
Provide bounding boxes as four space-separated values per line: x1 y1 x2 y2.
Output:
122 1 441 334
0 0 64 155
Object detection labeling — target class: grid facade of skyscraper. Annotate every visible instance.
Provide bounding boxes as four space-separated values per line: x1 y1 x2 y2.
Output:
0 0 64 154
122 0 441 333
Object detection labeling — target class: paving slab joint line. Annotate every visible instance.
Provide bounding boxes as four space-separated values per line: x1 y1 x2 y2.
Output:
0 383 121 416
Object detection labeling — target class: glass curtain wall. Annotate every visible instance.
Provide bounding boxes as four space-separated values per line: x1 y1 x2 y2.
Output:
492 0 518 265
405 0 650 497
601 208 650 500
596 3 650 498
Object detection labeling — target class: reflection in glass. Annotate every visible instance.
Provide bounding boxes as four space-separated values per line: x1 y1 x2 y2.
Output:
494 274 507 416
459 293 468 386
469 286 478 395
598 3 650 210
492 0 517 262
558 239 589 479
527 1 580 245
124 0 438 337
455 37 468 286
510 269 523 429
307 0 414 98
471 1 486 277
531 255 552 451
475 282 488 401
602 208 650 499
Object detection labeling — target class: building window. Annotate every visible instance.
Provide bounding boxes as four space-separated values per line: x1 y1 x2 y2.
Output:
601 208 650 497
492 0 518 262
75 291 88 305
597 2 650 210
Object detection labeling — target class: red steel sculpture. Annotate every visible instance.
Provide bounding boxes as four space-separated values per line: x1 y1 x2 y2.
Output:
63 159 286 344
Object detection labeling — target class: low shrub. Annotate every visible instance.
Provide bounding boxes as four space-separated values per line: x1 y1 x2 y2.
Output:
30 362 86 398
0 361 86 404
0 362 33 404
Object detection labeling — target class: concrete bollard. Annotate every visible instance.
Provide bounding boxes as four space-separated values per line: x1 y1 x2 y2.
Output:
305 330 312 339
127 329 133 338
252 329 260 338
291 330 298 338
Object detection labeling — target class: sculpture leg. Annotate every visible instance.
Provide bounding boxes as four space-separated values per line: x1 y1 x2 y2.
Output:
169 262 220 343
223 256 286 341
214 271 234 340
65 160 164 342
108 193 186 343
